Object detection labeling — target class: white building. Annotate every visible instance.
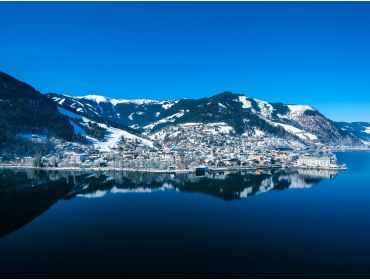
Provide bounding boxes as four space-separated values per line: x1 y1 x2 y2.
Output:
297 156 331 168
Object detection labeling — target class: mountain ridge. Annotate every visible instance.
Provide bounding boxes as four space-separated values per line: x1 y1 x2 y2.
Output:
0 71 155 157
0 70 366 159
48 91 362 147
336 121 370 143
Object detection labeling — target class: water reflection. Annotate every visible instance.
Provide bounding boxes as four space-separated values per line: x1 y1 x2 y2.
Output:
0 168 338 238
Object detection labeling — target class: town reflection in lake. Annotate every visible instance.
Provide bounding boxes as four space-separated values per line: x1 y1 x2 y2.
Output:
0 167 338 238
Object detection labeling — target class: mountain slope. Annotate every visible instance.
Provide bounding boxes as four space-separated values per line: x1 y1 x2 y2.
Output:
47 93 156 137
336 122 370 143
56 106 154 152
151 92 363 146
50 91 362 146
0 71 154 157
0 71 74 156
0 71 74 140
163 92 360 146
47 93 182 129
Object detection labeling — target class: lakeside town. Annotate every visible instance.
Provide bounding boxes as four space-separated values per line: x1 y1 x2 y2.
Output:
1 123 364 173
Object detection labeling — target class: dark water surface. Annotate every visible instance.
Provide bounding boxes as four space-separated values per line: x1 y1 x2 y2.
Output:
0 152 370 278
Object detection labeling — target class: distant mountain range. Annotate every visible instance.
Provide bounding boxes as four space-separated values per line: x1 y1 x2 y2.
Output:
48 91 363 146
0 70 368 157
336 122 370 143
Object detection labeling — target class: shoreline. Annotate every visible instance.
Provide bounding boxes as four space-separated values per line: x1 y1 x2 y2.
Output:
0 164 273 173
0 164 346 173
333 148 370 152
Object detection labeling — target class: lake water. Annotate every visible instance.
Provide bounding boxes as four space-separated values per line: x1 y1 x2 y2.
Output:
0 152 370 278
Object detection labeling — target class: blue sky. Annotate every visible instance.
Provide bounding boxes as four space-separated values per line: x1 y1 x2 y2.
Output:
0 2 369 122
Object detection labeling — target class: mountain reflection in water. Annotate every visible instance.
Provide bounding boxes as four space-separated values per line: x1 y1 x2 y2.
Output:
0 168 338 238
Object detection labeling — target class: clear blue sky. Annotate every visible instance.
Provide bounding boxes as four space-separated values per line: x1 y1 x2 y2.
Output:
0 2 369 122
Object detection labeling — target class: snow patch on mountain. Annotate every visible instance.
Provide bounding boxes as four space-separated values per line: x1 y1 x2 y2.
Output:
218 102 227 108
238 96 252 109
86 121 154 152
110 98 159 106
287 105 314 118
161 101 177 110
75 94 160 106
363 127 370 134
77 95 109 104
130 124 140 130
255 99 273 118
272 122 318 141
144 110 187 131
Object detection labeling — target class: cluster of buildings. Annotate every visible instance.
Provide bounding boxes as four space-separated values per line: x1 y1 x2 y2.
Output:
1 123 346 171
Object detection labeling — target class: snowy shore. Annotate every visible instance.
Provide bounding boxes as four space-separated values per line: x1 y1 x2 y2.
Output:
0 164 272 173
0 164 346 173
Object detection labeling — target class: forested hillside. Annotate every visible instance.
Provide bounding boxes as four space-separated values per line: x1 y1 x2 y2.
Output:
0 71 74 156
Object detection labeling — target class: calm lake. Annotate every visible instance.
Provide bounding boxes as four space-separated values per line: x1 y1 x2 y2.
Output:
0 152 370 278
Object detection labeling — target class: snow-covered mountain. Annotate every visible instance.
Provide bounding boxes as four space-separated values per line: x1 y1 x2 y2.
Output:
56 106 154 152
336 122 370 144
47 93 181 130
48 91 362 147
2 70 364 160
0 71 154 157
